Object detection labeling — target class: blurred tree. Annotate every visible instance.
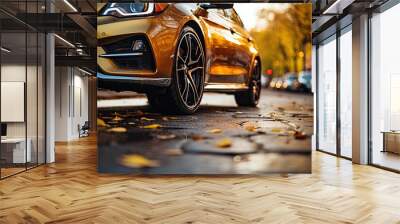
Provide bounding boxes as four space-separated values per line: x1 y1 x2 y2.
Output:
250 4 312 77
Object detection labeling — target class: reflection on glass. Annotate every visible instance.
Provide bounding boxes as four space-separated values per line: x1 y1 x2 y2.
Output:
371 4 400 171
1 30 27 177
0 0 46 178
340 29 352 158
317 36 337 154
27 31 38 169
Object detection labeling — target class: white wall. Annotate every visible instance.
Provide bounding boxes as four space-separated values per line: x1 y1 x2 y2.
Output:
54 67 89 141
1 64 29 138
1 62 46 164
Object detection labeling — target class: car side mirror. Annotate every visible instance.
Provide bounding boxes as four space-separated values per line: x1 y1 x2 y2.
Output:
200 3 234 10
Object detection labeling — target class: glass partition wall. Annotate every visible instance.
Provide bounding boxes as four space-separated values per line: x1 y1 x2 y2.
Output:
0 1 46 179
317 35 337 154
316 25 353 159
339 26 352 159
370 3 400 171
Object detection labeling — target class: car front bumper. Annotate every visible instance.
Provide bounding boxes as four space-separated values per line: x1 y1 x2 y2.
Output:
97 72 171 92
97 11 184 80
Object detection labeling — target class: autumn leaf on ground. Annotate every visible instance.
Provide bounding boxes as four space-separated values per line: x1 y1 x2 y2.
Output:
294 131 307 139
142 124 162 129
164 148 183 156
244 124 258 132
120 154 159 168
208 128 222 134
215 138 232 148
156 134 176 140
97 118 107 127
108 127 127 133
191 134 206 141
271 128 283 133
112 115 123 121
141 117 155 121
285 122 299 130
233 155 242 162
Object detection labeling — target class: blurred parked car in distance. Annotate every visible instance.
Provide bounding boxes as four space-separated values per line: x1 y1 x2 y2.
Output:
282 73 298 91
298 70 312 92
269 77 283 89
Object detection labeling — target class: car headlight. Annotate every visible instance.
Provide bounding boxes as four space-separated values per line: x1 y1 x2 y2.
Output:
101 3 168 17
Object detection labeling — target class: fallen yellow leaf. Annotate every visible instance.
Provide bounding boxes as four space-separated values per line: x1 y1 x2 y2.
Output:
208 128 222 134
108 127 127 133
142 124 162 129
215 138 232 148
271 128 283 133
97 118 107 127
191 135 205 141
164 148 183 156
112 115 123 121
156 134 176 140
244 124 258 132
120 154 159 168
141 117 155 121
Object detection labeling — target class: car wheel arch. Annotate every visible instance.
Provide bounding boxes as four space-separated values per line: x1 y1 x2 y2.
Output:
171 20 209 81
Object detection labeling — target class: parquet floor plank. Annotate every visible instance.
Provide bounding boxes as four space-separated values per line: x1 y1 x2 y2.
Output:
0 136 399 223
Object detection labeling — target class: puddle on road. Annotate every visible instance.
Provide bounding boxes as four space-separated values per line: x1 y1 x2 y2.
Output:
97 91 313 174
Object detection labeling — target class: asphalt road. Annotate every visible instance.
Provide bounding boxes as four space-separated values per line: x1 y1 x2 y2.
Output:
97 89 313 174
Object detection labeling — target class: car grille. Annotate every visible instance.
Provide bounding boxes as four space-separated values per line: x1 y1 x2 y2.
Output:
100 35 155 71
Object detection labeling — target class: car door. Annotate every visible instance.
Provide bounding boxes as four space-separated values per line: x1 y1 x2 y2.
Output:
197 7 241 84
223 8 253 84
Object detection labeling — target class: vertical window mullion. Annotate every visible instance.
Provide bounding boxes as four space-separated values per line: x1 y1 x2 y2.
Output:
336 27 341 157
0 11 2 179
316 44 320 151
25 0 28 171
36 0 39 167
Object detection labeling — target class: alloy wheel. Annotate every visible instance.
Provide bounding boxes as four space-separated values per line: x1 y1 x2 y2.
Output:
175 31 205 110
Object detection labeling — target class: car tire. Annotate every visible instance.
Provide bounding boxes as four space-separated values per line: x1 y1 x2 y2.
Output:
235 60 261 107
148 26 205 114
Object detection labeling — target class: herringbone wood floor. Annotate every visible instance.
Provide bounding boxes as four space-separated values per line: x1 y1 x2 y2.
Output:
1 135 400 224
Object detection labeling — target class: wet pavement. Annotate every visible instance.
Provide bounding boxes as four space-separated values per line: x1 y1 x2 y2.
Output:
97 89 313 174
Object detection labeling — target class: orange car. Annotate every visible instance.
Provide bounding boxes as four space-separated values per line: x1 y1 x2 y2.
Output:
97 3 261 114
